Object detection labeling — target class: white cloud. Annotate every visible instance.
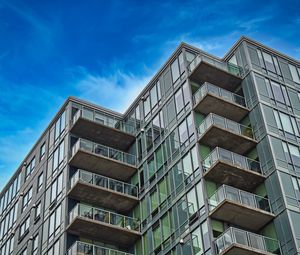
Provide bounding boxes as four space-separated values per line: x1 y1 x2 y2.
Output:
74 68 153 113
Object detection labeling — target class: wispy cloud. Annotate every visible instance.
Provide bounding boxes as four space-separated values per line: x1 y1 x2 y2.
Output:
2 0 59 59
3 0 49 34
73 67 153 113
236 16 272 32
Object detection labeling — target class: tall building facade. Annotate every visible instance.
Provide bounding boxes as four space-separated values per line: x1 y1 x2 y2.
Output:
1 36 300 255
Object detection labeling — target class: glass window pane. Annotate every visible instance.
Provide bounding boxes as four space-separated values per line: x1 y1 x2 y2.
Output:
183 153 193 175
289 64 300 83
271 81 285 104
274 111 282 129
179 121 188 144
144 96 150 117
279 112 293 134
150 85 158 108
263 52 276 73
171 59 180 83
182 81 190 105
175 89 184 114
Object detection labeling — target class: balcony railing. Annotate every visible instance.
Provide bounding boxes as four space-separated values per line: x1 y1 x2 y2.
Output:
215 227 281 254
188 55 243 77
71 169 138 197
72 109 136 135
193 82 246 108
67 241 133 255
71 138 136 166
69 204 140 231
203 147 261 174
198 113 255 140
209 185 272 213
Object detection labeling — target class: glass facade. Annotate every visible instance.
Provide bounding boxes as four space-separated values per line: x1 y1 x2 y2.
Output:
0 37 300 255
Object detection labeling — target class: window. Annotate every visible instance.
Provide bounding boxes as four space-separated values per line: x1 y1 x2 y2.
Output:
48 205 61 241
54 111 66 141
155 146 164 170
143 96 150 118
50 173 63 204
171 58 180 83
0 202 18 241
270 81 285 104
179 52 185 74
229 55 238 66
22 187 32 211
25 157 36 180
53 141 64 173
20 248 27 255
290 211 300 249
291 177 300 201
19 216 30 238
183 152 193 175
157 80 162 101
175 89 184 114
153 224 161 248
186 52 196 65
37 173 43 192
152 114 161 142
32 234 38 255
274 110 299 138
289 144 300 167
35 202 41 220
145 126 153 152
148 156 155 178
289 64 300 84
40 143 46 160
150 188 159 211
46 240 60 255
182 81 190 106
179 121 188 144
186 114 193 138
163 69 172 96
262 52 276 73
166 98 176 128
283 142 300 167
150 85 158 110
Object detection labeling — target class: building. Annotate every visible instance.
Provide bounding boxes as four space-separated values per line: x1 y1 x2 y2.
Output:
1 36 300 255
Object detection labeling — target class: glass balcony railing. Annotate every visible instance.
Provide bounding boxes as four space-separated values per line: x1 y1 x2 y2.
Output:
71 138 136 166
188 55 243 77
72 109 136 135
202 147 261 174
193 82 247 108
198 113 255 140
71 169 138 197
67 241 133 255
209 185 272 213
215 227 281 254
69 204 140 231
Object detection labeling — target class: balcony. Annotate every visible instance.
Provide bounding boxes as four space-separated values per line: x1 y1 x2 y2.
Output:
198 113 257 155
215 227 281 255
188 55 243 92
202 148 265 192
70 109 135 151
193 82 249 122
209 185 274 232
67 241 133 255
67 204 141 247
69 139 137 182
68 169 139 213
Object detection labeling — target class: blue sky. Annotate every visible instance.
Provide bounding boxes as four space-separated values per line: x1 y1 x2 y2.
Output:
0 0 300 190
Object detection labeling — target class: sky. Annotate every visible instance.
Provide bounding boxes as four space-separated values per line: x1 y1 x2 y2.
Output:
0 0 300 190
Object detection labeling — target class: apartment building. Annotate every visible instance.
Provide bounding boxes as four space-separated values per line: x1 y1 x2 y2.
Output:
1 36 300 255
